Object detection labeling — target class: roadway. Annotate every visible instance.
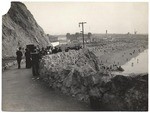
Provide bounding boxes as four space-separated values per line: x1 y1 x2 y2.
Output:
2 63 91 111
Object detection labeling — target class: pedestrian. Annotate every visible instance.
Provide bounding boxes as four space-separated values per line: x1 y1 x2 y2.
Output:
31 47 40 77
16 47 23 69
25 48 32 68
137 59 139 63
58 47 62 52
132 62 134 67
41 47 46 55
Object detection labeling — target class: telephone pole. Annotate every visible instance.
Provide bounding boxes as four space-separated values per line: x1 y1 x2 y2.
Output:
79 22 86 48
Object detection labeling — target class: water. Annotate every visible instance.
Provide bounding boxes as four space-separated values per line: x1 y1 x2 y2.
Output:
113 49 148 75
58 36 67 40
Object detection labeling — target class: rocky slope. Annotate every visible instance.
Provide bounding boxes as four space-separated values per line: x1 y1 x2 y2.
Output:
2 2 50 58
39 49 148 111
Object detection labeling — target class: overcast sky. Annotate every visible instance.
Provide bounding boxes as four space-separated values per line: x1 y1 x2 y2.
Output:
24 2 148 35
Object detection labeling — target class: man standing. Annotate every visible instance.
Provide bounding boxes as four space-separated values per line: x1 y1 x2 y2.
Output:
25 48 31 68
16 47 23 69
31 46 40 76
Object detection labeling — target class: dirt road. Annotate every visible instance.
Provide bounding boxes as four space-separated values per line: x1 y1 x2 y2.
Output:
2 64 91 111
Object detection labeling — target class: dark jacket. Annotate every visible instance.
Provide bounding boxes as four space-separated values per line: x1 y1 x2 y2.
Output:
25 51 31 59
16 50 23 60
31 52 40 64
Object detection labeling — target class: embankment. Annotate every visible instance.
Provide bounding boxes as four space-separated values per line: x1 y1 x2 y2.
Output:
39 49 148 111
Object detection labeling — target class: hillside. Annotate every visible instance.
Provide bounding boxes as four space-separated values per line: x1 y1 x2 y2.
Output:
2 2 50 58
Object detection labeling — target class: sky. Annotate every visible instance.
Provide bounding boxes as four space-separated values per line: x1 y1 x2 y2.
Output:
24 2 148 35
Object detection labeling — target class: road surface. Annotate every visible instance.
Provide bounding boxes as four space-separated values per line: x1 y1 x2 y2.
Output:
2 64 91 111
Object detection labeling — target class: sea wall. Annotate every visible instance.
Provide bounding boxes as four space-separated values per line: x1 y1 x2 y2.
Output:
39 49 148 111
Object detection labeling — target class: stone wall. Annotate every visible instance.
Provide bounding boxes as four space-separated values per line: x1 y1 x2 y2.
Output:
39 49 148 111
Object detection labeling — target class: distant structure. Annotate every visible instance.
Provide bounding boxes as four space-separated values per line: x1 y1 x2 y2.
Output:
105 30 108 39
134 31 137 35
79 22 87 48
66 32 91 43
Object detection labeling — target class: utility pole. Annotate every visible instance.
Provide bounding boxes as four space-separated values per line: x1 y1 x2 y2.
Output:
79 22 86 48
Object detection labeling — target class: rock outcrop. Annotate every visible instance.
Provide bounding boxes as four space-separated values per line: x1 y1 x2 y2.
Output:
39 49 148 111
2 2 50 58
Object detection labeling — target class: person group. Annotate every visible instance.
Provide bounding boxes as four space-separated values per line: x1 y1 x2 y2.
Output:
16 45 52 76
16 45 80 71
16 47 33 69
16 45 68 77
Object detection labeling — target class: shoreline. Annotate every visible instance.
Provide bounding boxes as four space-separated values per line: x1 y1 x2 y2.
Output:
87 38 148 73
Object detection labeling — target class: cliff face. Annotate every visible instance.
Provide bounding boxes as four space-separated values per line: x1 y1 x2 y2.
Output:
2 2 50 58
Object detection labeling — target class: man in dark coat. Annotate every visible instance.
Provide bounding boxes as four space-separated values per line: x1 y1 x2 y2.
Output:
31 47 40 76
25 48 32 68
16 47 23 69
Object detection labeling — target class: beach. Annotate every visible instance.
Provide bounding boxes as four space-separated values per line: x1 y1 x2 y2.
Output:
87 36 148 72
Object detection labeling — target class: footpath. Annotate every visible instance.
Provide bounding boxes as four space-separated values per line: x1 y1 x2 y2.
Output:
2 63 91 111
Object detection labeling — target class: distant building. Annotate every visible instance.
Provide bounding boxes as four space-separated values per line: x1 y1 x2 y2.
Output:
66 33 91 43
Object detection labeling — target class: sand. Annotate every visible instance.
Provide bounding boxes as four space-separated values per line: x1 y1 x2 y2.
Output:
87 37 148 72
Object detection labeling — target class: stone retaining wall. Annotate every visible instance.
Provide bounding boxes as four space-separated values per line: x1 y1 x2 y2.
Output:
39 49 148 111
